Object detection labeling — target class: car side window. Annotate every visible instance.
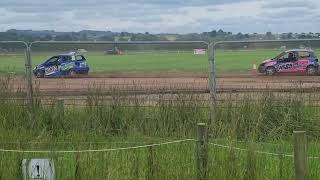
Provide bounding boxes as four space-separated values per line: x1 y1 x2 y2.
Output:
278 53 289 61
63 56 72 61
278 52 297 62
46 57 59 65
298 52 310 59
288 52 298 62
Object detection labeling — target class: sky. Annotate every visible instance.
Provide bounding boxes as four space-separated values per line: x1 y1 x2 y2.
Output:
0 0 319 33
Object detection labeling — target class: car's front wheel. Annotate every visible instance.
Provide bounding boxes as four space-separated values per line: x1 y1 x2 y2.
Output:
306 66 317 75
265 67 276 76
35 70 44 78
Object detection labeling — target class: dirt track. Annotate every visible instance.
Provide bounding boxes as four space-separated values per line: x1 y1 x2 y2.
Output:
7 73 320 96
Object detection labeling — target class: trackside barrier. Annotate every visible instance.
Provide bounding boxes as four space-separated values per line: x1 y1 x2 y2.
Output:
4 39 320 127
0 41 33 124
3 39 320 104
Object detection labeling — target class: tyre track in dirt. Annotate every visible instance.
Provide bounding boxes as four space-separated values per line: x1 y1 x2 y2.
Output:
5 74 320 96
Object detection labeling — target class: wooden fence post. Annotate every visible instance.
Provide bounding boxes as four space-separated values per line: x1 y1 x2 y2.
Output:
208 43 216 100
56 98 64 117
147 146 155 180
197 123 208 180
294 131 308 180
55 98 64 132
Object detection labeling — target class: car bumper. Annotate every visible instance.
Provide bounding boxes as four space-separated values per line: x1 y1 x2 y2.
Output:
258 65 265 73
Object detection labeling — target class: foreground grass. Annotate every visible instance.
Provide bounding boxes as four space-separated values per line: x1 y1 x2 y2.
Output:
2 49 319 75
1 80 320 179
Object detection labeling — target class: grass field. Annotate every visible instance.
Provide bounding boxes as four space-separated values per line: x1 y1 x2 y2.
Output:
1 49 317 75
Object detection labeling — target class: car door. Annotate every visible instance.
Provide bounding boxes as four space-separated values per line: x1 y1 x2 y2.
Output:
275 52 295 73
293 51 312 72
286 52 299 73
44 56 60 76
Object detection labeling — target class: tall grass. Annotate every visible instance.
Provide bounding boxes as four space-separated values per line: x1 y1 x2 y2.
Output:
1 77 320 179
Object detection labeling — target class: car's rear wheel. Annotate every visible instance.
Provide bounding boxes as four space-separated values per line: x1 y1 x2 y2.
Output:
35 70 44 78
265 67 276 76
306 66 317 75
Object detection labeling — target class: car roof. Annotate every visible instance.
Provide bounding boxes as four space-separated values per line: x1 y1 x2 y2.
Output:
285 49 313 53
59 54 83 56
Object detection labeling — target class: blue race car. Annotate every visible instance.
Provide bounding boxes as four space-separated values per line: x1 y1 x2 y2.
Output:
33 54 89 78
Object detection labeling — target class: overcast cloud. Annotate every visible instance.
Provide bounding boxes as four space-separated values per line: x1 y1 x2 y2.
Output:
0 0 319 33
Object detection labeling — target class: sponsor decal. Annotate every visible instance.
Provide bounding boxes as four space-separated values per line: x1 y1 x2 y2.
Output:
60 63 74 71
276 63 293 71
45 66 58 75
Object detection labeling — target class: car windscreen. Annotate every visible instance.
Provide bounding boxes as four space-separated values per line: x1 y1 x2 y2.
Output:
274 52 286 60
75 55 86 61
45 56 59 64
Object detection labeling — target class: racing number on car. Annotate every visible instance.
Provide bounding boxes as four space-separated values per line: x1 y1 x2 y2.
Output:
45 66 58 74
277 63 293 71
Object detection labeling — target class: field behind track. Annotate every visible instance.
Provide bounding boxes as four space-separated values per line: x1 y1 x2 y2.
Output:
1 49 318 75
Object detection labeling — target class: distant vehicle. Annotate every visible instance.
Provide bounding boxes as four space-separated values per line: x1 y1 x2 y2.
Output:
258 49 319 75
105 46 123 55
33 54 89 78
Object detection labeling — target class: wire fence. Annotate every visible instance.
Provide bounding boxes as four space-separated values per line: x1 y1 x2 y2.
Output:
0 138 319 158
0 124 319 179
0 139 194 153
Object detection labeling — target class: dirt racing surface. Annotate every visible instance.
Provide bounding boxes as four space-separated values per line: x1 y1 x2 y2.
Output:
7 73 320 96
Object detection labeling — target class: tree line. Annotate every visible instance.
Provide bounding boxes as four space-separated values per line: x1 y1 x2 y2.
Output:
0 29 319 42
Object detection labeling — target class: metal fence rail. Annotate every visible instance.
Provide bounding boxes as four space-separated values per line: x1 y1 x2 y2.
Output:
3 39 320 126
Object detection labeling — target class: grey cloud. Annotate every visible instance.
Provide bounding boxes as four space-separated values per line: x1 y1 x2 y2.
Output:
206 7 219 11
0 14 61 25
261 9 315 19
0 0 253 12
261 0 316 9
0 0 319 33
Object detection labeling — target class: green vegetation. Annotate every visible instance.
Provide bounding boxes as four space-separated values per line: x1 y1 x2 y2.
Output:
3 49 320 75
1 77 320 179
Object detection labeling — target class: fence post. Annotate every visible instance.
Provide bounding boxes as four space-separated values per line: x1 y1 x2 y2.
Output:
294 131 308 180
25 45 34 125
208 43 216 100
147 146 155 180
25 46 33 105
197 123 208 180
56 98 64 117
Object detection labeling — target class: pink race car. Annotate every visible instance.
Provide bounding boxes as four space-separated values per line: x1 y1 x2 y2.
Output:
258 49 319 75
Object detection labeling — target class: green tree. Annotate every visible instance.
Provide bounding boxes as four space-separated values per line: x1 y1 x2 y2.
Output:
265 32 274 40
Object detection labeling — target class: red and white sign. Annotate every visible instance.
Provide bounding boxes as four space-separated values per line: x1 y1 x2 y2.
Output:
193 49 206 55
